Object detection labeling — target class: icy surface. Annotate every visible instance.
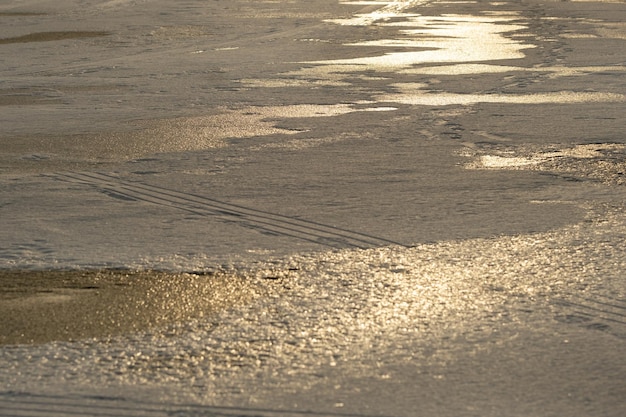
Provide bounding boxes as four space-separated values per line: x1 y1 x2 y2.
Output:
2 205 626 415
1 0 626 415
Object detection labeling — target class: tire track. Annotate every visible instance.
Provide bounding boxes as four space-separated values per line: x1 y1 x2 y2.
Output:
553 293 626 338
0 391 379 417
49 172 407 250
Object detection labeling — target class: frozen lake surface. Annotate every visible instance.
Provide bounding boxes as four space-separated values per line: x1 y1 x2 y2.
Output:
1 0 625 415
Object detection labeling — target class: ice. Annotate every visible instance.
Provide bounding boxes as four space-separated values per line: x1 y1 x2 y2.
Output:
2 208 626 413
1 0 626 415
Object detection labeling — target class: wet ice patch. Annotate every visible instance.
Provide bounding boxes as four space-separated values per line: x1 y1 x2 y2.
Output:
401 64 626 76
464 143 626 185
478 155 544 168
1 104 397 163
402 63 524 75
378 86 625 106
2 202 625 402
308 14 529 71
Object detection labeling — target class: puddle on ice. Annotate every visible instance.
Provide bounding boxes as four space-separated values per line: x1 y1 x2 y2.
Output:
291 7 624 107
477 155 544 169
377 89 625 106
138 103 394 153
401 64 626 76
307 14 529 71
27 104 397 161
236 3 623 112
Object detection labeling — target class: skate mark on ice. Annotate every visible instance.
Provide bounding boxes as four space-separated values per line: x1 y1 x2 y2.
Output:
50 172 407 250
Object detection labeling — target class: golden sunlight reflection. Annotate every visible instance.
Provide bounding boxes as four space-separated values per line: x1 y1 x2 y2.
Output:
134 103 397 154
306 14 529 71
332 1 424 26
0 270 258 345
463 143 626 185
37 104 396 161
400 64 626 76
377 87 625 106
20 203 623 389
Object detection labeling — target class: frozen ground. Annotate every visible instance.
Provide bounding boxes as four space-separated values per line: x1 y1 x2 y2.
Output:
1 0 625 415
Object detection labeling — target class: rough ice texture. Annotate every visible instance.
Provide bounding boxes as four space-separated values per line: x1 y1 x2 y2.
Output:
1 0 625 415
